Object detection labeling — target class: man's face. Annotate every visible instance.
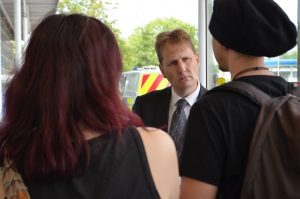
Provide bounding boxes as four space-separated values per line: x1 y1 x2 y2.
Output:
159 42 199 97
212 38 228 71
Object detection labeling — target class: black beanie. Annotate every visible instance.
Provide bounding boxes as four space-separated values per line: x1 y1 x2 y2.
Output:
209 0 297 57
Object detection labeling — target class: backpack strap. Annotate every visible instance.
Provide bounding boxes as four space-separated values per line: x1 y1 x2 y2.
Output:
210 80 300 199
210 81 271 105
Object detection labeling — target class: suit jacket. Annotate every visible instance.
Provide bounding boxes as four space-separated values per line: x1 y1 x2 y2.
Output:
132 84 207 132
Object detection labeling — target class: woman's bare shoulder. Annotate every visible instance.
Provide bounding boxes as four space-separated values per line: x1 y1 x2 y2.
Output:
136 126 180 199
137 127 175 147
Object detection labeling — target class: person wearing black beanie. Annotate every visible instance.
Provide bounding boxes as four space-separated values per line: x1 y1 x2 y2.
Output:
180 0 297 198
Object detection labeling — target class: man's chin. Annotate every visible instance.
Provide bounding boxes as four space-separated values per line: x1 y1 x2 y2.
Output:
179 78 192 85
179 81 197 90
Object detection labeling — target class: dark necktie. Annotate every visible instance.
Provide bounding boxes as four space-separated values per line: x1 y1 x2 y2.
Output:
169 99 188 158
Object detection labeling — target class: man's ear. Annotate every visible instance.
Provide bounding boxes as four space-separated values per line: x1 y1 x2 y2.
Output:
159 64 166 78
221 44 228 50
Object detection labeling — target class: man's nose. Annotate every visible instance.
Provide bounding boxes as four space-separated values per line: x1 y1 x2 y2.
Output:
177 60 186 73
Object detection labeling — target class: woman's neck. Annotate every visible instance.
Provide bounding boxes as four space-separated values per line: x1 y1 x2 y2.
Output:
79 123 102 140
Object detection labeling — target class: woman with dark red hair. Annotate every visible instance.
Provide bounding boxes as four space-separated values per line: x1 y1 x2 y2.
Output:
0 13 179 199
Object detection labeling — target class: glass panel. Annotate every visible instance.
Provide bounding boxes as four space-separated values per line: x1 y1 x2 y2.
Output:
207 0 221 89
120 72 140 109
0 9 14 118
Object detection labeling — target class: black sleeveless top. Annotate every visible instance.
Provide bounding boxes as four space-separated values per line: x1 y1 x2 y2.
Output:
23 127 160 199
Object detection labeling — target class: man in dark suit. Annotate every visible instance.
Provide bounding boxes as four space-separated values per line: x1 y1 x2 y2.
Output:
133 29 206 157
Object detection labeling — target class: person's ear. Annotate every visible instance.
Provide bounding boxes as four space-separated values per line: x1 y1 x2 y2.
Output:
221 44 227 50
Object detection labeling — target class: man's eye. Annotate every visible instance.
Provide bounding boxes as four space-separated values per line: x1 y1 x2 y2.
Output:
183 57 191 62
168 61 176 66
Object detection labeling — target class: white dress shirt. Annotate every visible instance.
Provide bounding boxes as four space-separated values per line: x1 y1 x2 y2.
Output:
167 82 200 132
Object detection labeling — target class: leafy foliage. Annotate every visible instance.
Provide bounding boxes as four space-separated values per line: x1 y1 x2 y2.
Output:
56 1 198 72
57 0 117 28
123 18 198 71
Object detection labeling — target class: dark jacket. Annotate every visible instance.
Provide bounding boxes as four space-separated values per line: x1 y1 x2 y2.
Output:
132 84 206 132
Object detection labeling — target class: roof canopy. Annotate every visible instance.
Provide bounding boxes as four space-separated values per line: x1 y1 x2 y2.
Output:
1 0 58 30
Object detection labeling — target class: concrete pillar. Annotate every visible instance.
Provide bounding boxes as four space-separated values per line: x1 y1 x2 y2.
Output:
198 0 207 87
23 0 29 44
0 17 2 118
297 0 300 82
14 0 22 66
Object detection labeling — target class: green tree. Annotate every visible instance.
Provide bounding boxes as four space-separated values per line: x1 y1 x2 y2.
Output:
57 0 117 29
123 18 198 71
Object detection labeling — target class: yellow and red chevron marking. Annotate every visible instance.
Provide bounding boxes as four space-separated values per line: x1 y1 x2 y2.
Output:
140 74 169 95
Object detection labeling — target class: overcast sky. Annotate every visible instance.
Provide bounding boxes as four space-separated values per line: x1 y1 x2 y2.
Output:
110 0 198 37
276 0 297 23
110 0 297 38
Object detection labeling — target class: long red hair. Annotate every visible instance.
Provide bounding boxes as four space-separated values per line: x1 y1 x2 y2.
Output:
0 14 142 180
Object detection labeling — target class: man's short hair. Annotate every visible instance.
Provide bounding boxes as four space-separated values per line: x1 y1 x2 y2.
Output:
155 29 196 64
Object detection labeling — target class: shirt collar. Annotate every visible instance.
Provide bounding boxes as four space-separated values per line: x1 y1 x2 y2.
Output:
170 81 200 107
